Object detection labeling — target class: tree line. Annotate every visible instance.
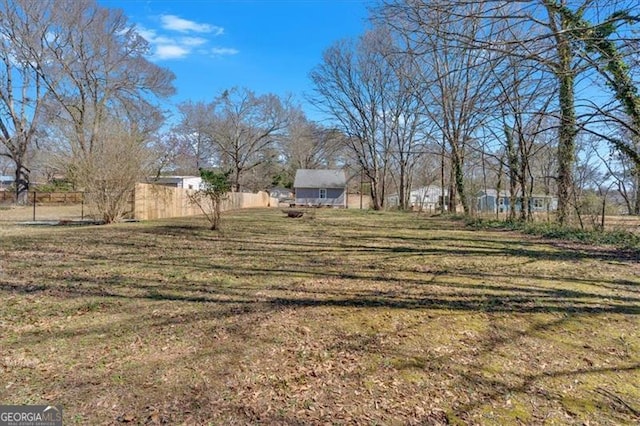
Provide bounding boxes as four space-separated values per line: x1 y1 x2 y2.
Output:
312 0 640 223
1 0 639 225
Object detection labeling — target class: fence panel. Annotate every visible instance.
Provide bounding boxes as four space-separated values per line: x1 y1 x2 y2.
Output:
0 191 84 204
29 192 84 204
132 183 276 220
0 191 14 203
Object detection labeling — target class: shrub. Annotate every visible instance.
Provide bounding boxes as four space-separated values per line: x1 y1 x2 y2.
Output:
189 170 232 230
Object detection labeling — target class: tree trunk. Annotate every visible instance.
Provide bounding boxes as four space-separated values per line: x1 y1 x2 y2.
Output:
440 142 446 214
398 166 407 210
211 199 222 230
495 154 504 221
451 143 468 214
505 126 518 222
518 135 531 222
232 167 242 193
448 160 456 213
519 162 529 222
633 165 640 215
555 20 577 225
14 161 29 204
369 176 382 210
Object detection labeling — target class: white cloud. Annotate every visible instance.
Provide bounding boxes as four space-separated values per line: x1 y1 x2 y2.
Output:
180 37 208 47
211 47 239 56
155 45 190 60
136 26 157 42
135 17 235 62
153 36 176 45
160 15 223 35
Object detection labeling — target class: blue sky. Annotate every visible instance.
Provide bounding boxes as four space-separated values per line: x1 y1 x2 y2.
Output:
99 0 372 119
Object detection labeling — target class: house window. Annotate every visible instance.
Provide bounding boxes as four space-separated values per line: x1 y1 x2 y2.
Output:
533 198 544 209
319 188 327 199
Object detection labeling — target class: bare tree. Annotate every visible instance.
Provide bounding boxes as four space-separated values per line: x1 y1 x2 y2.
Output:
0 0 56 202
282 109 345 172
491 52 556 221
207 87 289 192
310 33 390 210
75 117 155 223
147 131 188 178
384 39 429 210
310 28 426 210
432 1 637 222
39 0 173 152
16 0 175 221
382 1 500 213
173 101 216 173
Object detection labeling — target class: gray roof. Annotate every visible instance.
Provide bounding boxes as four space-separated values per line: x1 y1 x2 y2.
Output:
294 169 346 188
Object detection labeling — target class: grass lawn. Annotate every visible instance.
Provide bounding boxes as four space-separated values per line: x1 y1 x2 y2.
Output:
0 208 639 424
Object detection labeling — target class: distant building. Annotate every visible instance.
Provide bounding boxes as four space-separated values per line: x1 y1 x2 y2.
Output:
0 175 14 190
268 187 294 201
151 176 202 190
293 169 347 207
477 189 558 213
387 185 448 211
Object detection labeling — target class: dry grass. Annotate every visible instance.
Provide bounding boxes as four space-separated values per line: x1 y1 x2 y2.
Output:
0 208 639 425
605 215 640 234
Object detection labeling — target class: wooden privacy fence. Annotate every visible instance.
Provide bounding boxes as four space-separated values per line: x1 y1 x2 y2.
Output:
132 183 278 220
0 191 84 204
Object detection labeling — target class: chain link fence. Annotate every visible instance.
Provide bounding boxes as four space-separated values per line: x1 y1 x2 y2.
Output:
0 191 88 222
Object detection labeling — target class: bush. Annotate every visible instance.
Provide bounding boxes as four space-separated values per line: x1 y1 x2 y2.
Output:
189 170 231 230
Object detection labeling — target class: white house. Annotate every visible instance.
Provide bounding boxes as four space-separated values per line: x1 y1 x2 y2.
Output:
151 176 203 190
387 185 448 211
268 187 294 201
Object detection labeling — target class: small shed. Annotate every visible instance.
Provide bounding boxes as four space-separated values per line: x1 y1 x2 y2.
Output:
293 169 347 207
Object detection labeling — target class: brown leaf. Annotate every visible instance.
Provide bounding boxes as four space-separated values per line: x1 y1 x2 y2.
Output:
117 413 136 423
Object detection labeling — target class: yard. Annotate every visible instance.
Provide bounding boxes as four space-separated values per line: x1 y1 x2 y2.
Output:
0 209 638 424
